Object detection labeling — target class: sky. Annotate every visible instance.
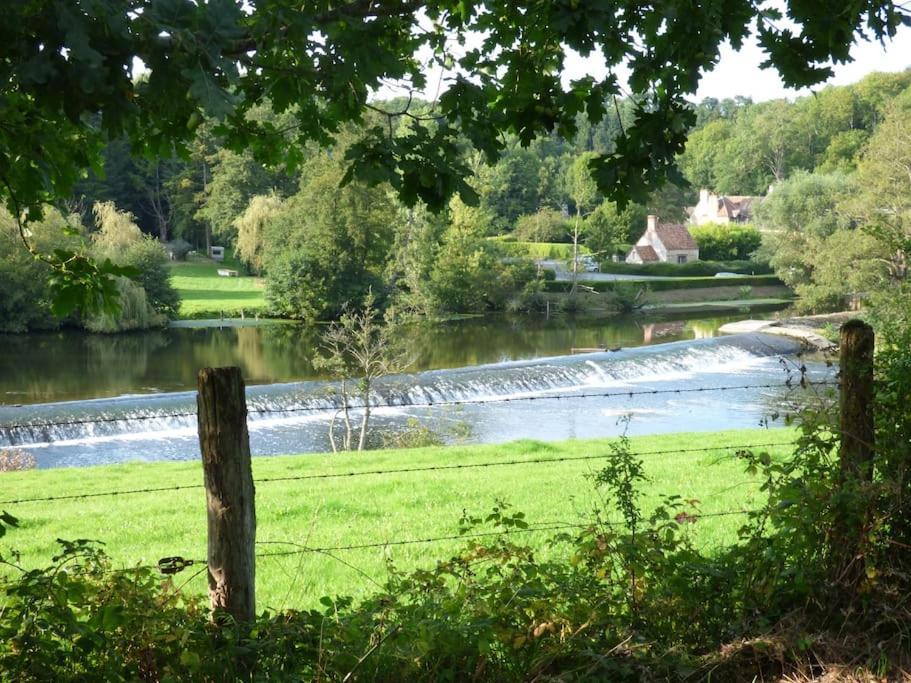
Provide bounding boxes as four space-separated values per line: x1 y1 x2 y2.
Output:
662 26 910 101
381 16 911 105
518 23 911 103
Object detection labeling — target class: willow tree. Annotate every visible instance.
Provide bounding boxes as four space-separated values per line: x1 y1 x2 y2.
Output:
2 0 907 314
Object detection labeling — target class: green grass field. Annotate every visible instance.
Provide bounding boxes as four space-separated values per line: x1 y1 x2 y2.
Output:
169 256 268 319
1 429 795 610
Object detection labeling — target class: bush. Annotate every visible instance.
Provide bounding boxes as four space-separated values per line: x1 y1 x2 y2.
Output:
512 208 570 242
690 223 762 260
0 208 81 332
84 277 167 333
495 241 591 260
122 239 180 316
0 449 36 472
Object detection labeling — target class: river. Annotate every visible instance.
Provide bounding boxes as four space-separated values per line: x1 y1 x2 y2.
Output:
0 308 835 468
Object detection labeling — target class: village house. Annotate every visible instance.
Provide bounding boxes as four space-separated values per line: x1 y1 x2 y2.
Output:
626 215 700 264
688 188 762 225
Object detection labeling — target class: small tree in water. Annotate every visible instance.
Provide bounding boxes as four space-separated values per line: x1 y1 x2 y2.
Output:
314 292 410 452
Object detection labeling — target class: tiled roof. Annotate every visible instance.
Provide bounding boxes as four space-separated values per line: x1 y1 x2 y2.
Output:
634 245 659 261
654 223 697 250
715 195 757 219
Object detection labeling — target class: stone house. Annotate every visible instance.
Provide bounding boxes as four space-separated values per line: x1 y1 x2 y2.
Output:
689 188 761 225
626 215 699 264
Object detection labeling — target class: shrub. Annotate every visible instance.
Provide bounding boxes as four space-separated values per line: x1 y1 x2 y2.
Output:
690 223 762 260
84 277 167 333
122 239 180 316
495 241 591 260
0 449 36 472
0 208 81 332
512 208 570 242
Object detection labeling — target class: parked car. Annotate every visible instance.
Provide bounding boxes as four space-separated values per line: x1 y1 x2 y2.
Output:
713 271 744 278
577 255 599 272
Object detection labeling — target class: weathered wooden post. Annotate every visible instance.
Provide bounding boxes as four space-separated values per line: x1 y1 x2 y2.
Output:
197 367 256 625
834 320 875 587
839 320 875 480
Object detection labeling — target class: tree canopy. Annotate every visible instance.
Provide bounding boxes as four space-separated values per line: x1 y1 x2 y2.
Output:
2 0 908 312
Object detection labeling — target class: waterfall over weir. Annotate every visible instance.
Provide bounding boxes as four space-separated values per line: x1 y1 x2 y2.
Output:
0 334 825 468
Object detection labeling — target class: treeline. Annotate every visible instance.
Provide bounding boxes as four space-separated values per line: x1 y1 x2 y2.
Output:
9 69 910 326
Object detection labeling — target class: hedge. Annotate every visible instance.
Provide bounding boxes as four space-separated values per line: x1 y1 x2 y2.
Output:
598 260 773 276
495 241 591 260
543 274 785 293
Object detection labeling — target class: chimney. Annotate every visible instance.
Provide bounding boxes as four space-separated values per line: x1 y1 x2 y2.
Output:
647 215 658 232
699 188 710 205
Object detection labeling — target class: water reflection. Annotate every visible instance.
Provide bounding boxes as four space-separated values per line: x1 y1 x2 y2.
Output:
0 308 789 405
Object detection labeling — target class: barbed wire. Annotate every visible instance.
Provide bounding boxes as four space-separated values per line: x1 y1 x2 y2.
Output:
256 508 761 558
0 440 796 506
248 381 838 416
0 380 839 434
0 506 763 587
252 441 797 486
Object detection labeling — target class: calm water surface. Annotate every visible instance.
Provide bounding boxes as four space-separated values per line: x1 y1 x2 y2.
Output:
0 310 787 405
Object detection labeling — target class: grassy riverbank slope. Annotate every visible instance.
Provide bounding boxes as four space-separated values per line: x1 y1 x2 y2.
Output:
2 429 795 608
169 256 267 319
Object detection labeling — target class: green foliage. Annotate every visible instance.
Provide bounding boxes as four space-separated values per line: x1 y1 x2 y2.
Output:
313 292 410 452
121 240 179 316
494 241 590 260
600 260 771 276
544 274 782 293
609 282 650 312
0 211 68 332
583 200 647 255
0 540 215 681
690 223 762 260
476 149 542 229
512 208 569 243
757 170 894 312
198 148 296 245
567 152 602 214
234 193 284 273
83 277 167 333
262 155 396 322
89 202 178 321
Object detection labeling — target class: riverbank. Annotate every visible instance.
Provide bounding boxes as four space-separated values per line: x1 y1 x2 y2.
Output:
1 428 795 608
719 312 855 351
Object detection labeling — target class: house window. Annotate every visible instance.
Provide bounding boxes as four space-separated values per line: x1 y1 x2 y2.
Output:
677 255 687 264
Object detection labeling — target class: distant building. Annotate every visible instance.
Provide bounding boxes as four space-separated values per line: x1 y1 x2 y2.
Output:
626 215 699 264
689 188 762 225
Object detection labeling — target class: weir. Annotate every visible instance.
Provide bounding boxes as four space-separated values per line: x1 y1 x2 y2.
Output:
0 334 820 468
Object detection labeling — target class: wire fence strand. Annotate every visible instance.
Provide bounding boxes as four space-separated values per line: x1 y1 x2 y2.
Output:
256 508 762 558
0 440 796 506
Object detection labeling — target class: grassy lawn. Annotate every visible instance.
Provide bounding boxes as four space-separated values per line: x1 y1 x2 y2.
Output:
1 429 795 610
169 255 268 319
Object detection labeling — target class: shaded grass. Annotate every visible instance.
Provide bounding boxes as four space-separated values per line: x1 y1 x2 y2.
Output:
1 429 795 609
169 256 267 319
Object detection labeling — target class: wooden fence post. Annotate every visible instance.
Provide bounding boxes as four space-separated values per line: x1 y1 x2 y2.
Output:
839 320 875 481
197 366 256 625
